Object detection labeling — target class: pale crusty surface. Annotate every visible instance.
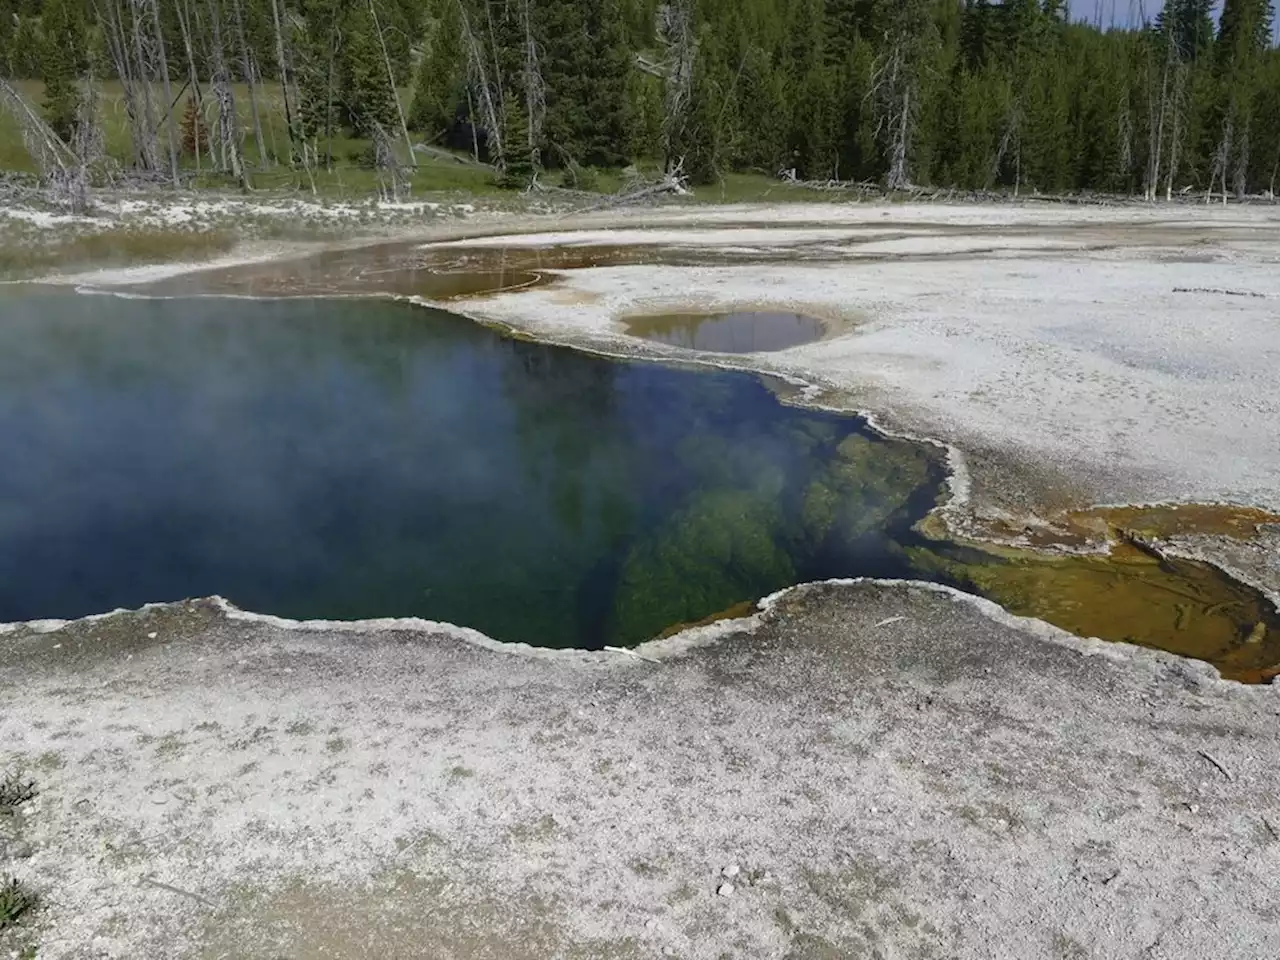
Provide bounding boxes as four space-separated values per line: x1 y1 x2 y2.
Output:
3 584 1279 960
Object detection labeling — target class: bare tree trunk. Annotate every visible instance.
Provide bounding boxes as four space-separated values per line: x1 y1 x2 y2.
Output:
989 94 1020 192
520 0 544 168
1117 95 1132 191
0 78 95 211
465 86 480 162
457 0 504 170
94 0 158 172
372 121 407 201
891 86 910 190
147 0 182 187
229 0 269 167
173 0 207 172
1234 124 1250 200
205 0 246 187
1164 63 1186 202
658 0 694 174
368 0 417 167
871 41 915 191
1014 135 1021 198
483 0 506 125
0 78 76 176
1209 114 1233 205
325 25 339 168
268 0 300 161
1147 42 1170 203
100 0 163 173
129 0 163 173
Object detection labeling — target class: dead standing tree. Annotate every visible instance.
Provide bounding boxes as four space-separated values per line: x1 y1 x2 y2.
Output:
173 0 211 172
519 0 545 169
372 122 409 201
0 79 91 211
657 0 694 176
145 0 182 187
268 0 302 161
1163 61 1188 200
95 0 161 174
869 0 933 193
230 0 271 167
205 0 248 187
457 0 505 171
369 0 418 166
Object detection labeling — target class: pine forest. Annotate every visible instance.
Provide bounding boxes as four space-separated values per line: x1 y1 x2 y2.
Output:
1 0 1278 199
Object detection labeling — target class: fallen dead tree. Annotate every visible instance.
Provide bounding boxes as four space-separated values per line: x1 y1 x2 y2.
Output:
772 170 1279 207
0 78 92 213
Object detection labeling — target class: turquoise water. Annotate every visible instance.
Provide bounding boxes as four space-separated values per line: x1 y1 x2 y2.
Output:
0 292 946 647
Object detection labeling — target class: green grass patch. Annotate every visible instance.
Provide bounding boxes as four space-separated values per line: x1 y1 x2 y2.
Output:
1 81 788 204
0 878 38 932
0 81 502 196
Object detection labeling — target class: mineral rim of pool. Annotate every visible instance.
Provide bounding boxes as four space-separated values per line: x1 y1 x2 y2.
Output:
0 288 1276 681
624 310 827 353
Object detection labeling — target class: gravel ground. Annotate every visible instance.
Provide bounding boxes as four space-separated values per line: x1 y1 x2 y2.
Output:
3 585 1280 960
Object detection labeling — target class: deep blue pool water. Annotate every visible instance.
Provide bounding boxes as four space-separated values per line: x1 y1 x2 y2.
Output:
0 292 945 647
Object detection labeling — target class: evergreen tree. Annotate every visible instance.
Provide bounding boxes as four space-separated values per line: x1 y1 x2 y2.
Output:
408 0 467 136
1157 0 1215 62
342 4 400 140
40 0 87 141
0 0 14 77
580 0 634 166
960 0 993 71
1 0 1279 197
295 0 343 157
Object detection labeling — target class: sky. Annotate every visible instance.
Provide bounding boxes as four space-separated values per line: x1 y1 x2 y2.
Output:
1070 0 1280 43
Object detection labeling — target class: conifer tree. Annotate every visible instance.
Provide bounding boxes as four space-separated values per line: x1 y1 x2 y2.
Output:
343 5 399 139
409 0 467 136
40 0 87 141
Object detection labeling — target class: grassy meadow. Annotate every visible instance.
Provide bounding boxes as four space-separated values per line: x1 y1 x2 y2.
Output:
0 79 838 204
1 79 505 196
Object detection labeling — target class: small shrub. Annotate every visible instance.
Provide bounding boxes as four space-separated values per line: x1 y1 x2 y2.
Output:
347 145 378 169
0 878 37 930
559 164 600 191
0 774 36 815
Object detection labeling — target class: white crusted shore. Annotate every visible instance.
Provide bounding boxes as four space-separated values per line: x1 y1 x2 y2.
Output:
4 584 1280 959
3 198 1280 959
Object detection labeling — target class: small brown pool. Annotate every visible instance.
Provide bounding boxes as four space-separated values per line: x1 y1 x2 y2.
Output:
624 310 825 353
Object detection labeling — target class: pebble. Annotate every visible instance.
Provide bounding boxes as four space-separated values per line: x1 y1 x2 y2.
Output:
716 882 735 898
644 917 657 930
147 632 158 640
721 863 740 878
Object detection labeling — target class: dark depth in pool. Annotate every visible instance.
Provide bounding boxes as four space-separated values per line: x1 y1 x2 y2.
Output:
0 292 946 647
